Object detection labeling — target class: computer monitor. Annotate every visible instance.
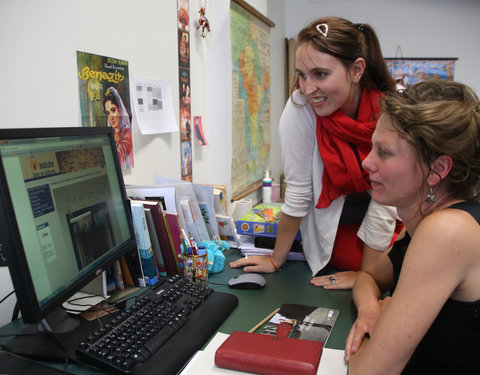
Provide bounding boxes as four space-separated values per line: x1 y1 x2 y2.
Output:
0 126 137 334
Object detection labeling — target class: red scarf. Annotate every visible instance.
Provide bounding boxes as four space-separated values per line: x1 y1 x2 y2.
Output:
316 88 382 209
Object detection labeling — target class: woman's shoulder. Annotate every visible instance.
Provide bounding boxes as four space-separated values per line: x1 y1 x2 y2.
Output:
283 90 315 116
280 91 316 137
420 204 479 233
427 201 480 226
412 204 480 259
448 200 480 223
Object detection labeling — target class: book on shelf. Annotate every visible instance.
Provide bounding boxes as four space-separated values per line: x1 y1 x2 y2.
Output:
216 214 239 244
260 303 339 345
119 255 135 287
130 201 160 285
213 185 227 215
123 245 146 287
192 183 220 240
105 266 116 294
164 212 183 272
112 259 125 290
128 180 226 244
132 199 180 276
144 208 168 276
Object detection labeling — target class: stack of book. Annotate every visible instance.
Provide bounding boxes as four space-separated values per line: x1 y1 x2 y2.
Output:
103 178 232 293
103 196 184 298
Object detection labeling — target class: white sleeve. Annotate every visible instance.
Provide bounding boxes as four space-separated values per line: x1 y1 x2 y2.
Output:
357 198 399 251
279 90 317 218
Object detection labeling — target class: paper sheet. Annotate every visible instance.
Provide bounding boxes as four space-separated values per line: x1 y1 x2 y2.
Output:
62 292 106 314
180 332 348 375
237 235 305 261
132 78 178 134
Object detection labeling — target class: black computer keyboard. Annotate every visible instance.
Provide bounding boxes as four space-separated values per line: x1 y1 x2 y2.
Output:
76 275 238 375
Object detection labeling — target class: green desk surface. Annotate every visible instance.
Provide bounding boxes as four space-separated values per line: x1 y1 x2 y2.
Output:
210 248 356 350
0 249 356 373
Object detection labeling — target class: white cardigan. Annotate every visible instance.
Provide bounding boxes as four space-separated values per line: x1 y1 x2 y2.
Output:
279 90 398 276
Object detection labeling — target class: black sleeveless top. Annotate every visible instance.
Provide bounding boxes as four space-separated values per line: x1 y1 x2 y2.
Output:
388 201 480 375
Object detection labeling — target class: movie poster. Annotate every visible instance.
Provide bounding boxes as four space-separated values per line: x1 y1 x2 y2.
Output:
76 51 134 169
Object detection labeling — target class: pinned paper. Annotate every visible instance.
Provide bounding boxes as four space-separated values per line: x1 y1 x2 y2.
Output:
132 78 178 134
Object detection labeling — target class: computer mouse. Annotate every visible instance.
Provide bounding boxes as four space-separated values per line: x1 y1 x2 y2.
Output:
228 273 266 289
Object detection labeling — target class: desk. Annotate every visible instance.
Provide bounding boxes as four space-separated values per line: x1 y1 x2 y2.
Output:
0 249 355 373
210 248 356 350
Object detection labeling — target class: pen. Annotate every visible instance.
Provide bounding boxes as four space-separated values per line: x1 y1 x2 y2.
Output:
180 235 188 255
181 229 193 255
249 307 280 333
182 229 191 247
190 237 198 255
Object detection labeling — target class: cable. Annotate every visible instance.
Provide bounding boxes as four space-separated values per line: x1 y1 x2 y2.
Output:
190 276 228 286
0 290 14 304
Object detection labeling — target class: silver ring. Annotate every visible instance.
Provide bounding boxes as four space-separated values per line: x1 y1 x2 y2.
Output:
329 276 336 285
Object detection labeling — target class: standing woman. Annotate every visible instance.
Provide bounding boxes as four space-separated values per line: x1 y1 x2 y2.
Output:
103 86 134 169
231 17 399 289
346 79 480 374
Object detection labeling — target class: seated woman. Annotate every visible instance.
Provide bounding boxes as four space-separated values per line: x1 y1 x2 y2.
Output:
345 79 480 374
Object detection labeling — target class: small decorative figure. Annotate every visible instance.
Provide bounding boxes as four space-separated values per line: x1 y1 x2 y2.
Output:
197 7 210 38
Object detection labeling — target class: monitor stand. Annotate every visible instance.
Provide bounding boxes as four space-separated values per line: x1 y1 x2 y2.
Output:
37 308 81 334
6 307 86 361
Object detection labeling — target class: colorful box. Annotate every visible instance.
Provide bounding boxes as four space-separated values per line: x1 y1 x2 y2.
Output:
236 203 301 240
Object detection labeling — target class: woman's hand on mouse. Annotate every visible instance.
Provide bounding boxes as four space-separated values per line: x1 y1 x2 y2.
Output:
310 270 357 290
229 255 277 273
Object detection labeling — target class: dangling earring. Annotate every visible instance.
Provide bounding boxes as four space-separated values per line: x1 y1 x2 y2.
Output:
426 186 436 203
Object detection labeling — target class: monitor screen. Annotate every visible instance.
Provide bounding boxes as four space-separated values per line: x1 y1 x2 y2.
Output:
0 127 137 327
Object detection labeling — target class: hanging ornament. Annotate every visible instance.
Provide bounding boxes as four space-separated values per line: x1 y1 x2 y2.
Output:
197 2 210 38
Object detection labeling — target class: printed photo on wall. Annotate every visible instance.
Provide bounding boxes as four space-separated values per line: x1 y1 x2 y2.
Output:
76 51 134 169
180 105 191 142
181 141 192 180
386 57 457 87
180 69 191 105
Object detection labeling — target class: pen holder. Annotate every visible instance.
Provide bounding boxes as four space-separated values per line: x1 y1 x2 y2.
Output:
181 250 208 286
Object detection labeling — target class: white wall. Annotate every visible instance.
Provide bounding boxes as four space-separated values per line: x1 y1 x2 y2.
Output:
0 0 285 327
285 0 480 94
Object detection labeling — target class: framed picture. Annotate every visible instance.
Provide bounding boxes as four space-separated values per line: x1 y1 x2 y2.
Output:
385 57 457 86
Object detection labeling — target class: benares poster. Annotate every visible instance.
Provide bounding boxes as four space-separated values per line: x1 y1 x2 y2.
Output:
76 51 134 169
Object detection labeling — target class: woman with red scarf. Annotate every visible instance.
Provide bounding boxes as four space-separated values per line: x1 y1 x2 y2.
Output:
231 17 401 289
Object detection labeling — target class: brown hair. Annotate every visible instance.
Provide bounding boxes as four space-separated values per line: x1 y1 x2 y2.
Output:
293 16 396 94
381 79 480 200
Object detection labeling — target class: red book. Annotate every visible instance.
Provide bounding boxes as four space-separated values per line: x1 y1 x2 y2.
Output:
144 208 167 276
164 212 184 271
215 331 323 375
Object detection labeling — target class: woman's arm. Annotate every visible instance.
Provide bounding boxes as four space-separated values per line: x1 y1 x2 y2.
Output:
344 246 394 360
311 243 385 289
348 209 477 374
357 199 398 253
